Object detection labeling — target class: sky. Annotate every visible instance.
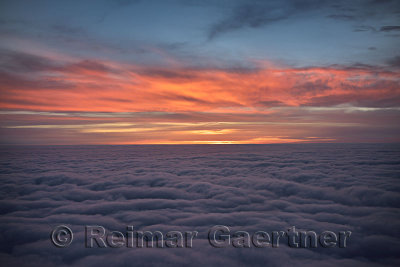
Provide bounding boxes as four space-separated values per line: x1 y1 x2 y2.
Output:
0 0 399 144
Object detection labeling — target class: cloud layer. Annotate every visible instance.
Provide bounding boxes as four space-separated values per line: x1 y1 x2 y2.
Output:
0 144 399 266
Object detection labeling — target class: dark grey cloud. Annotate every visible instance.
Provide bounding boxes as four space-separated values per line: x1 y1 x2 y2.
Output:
330 0 400 21
207 0 400 40
387 56 400 68
0 49 116 75
353 25 377 32
208 0 322 40
0 49 56 72
380 26 400 32
354 25 400 33
326 14 356 20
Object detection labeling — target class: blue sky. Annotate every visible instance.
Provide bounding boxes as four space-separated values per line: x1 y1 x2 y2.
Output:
1 0 399 68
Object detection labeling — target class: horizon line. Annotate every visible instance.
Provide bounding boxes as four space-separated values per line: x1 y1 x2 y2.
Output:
1 142 399 146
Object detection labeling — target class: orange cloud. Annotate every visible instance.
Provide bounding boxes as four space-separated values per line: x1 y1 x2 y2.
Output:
0 51 399 144
1 51 399 114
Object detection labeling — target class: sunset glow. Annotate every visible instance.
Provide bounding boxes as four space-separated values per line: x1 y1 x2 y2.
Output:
0 0 399 144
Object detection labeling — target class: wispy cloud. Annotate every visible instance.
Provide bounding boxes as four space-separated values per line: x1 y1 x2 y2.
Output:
207 0 318 40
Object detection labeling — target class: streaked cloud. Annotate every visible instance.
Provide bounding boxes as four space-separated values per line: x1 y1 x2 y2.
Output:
1 49 399 113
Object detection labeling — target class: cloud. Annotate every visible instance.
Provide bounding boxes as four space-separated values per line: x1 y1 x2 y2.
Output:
207 0 320 40
1 49 399 114
0 144 400 266
207 0 400 40
326 14 355 21
354 25 400 34
353 25 377 32
387 56 400 68
208 2 287 40
379 26 400 32
0 48 399 144
0 49 57 72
